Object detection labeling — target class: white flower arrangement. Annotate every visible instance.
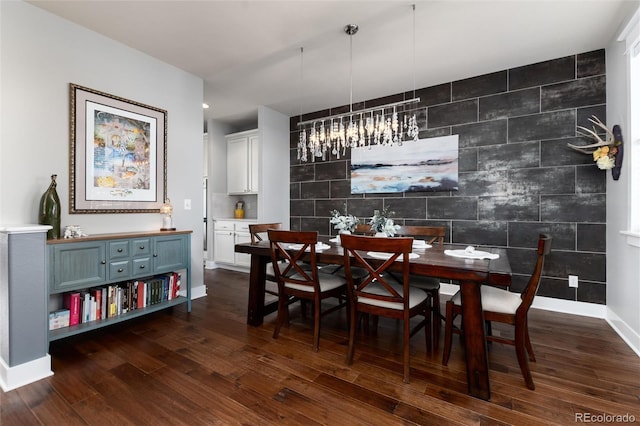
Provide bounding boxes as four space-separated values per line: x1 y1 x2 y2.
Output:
330 209 359 233
369 207 400 237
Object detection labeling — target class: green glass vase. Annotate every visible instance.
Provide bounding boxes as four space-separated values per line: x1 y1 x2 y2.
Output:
39 174 61 240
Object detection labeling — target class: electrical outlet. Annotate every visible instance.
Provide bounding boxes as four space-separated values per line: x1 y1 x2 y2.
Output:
184 199 192 210
569 275 579 288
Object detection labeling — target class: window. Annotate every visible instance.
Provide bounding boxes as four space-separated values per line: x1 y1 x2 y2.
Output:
619 7 640 245
630 42 639 232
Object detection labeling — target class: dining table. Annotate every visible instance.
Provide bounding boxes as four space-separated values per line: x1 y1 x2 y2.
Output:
234 238 512 401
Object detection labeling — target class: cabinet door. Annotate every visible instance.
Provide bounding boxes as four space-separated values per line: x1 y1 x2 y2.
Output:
234 231 252 267
214 230 235 264
153 234 188 273
227 137 248 194
50 242 106 293
248 135 260 193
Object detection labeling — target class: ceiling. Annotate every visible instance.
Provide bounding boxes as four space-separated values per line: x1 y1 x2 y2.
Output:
29 1 637 128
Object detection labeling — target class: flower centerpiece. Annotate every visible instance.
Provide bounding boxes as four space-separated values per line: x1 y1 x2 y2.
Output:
369 207 400 237
330 208 359 233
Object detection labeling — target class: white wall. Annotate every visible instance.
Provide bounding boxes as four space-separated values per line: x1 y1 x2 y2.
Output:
205 119 234 259
0 1 204 294
605 3 640 356
257 106 290 225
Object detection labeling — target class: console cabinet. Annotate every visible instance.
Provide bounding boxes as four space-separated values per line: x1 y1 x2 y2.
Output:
47 230 192 342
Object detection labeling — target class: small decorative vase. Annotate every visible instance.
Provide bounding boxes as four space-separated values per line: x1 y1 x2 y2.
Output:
337 230 351 245
39 174 61 240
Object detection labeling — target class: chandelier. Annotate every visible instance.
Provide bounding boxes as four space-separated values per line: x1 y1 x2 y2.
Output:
297 6 421 163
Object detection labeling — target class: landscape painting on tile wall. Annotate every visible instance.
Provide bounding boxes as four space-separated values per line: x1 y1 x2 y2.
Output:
350 135 459 194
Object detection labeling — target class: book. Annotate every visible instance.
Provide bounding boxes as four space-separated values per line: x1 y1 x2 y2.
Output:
63 292 81 326
89 294 96 321
92 288 102 320
175 273 182 298
101 288 107 320
49 309 70 330
136 281 145 309
82 292 90 323
108 285 117 318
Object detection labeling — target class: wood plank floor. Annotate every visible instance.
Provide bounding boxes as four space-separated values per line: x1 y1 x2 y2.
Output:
2 268 639 425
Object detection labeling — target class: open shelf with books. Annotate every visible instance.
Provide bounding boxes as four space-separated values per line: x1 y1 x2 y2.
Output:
47 230 192 343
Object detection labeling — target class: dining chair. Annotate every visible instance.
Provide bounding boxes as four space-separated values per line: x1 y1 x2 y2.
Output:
394 225 446 350
340 233 431 383
267 229 348 352
249 223 282 299
442 234 552 390
353 223 376 235
325 223 373 278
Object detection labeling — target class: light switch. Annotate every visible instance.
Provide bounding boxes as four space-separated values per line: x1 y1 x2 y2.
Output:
184 199 192 210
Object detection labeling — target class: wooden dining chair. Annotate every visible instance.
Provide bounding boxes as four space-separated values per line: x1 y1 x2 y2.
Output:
249 223 282 299
268 229 347 352
340 233 431 383
442 234 552 390
394 225 446 350
353 223 375 235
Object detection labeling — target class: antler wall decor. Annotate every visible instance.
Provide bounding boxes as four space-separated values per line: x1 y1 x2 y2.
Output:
567 115 624 180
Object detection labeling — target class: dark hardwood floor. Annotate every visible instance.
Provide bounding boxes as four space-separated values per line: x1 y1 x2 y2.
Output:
2 268 639 425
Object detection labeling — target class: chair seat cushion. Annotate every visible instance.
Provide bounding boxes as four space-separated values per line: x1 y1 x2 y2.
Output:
268 261 313 278
450 285 521 314
408 275 440 291
285 271 345 293
359 282 428 310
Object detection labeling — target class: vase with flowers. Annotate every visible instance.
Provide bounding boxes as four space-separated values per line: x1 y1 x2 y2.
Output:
369 207 400 237
330 208 360 237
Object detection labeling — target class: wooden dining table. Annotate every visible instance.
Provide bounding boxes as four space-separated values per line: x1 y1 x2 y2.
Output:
234 239 512 401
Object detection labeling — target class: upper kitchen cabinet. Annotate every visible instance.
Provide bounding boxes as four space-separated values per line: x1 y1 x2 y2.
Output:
226 129 259 194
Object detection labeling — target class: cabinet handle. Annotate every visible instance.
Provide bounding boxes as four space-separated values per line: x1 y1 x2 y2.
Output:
139 245 145 249
139 265 145 269
153 254 158 257
117 268 124 272
101 260 106 264
117 248 123 253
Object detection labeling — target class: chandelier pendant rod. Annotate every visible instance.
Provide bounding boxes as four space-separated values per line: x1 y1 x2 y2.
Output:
296 97 420 128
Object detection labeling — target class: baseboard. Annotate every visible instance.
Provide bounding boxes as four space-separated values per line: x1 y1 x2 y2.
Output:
530 296 607 318
190 284 207 300
204 260 216 269
0 355 53 392
606 308 640 357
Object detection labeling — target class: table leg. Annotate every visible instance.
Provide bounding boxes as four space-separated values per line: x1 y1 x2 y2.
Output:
459 280 490 400
247 254 268 326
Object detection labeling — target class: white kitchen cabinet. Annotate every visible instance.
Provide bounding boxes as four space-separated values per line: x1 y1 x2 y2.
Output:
234 222 252 267
213 220 255 268
227 130 259 195
213 221 235 264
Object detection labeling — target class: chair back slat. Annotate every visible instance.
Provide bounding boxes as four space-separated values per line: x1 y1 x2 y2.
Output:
395 226 445 246
340 234 413 307
517 234 552 316
267 229 319 292
353 223 375 235
249 222 282 243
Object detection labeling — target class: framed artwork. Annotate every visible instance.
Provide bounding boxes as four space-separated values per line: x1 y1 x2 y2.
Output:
69 83 167 213
350 134 459 194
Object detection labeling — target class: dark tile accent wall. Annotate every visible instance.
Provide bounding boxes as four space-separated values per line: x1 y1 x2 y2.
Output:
289 49 607 305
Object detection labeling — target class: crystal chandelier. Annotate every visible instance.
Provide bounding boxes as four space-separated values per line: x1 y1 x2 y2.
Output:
297 6 421 163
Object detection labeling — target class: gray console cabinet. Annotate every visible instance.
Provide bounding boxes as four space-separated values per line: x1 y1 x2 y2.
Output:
47 230 192 342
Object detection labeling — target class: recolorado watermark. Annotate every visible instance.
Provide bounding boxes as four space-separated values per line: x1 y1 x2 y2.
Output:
575 413 636 423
